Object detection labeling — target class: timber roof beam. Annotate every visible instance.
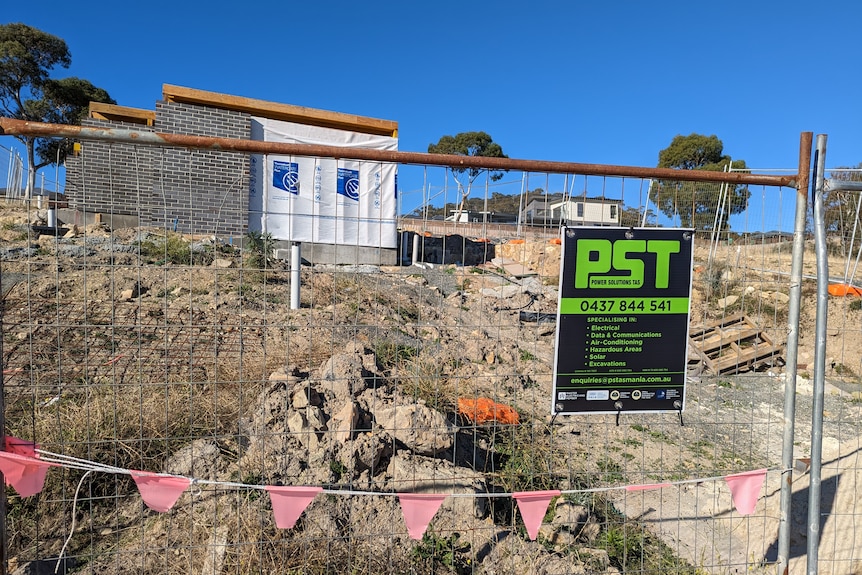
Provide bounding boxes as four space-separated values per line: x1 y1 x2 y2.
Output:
162 84 398 138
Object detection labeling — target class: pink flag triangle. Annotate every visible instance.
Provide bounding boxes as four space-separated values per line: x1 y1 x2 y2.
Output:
131 471 191 512
0 451 56 497
266 486 322 529
724 468 767 515
513 490 560 540
398 493 448 540
5 436 38 457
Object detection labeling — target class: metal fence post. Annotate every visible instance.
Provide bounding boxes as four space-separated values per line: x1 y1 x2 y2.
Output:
807 134 829 575
776 132 812 574
0 266 7 575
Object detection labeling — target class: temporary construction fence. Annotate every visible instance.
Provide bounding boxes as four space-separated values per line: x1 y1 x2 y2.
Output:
0 142 65 202
0 143 24 202
0 119 859 575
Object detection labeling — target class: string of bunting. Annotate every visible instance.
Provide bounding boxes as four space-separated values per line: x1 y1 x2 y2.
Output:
2 436 771 541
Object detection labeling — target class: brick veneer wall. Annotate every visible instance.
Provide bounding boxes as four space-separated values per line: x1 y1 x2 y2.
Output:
150 101 250 236
64 119 155 217
64 101 251 236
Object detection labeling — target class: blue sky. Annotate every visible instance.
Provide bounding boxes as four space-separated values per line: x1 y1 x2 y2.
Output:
3 1 862 224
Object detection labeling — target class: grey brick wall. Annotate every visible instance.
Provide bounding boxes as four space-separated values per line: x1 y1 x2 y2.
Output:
64 101 251 237
150 101 250 236
64 119 155 217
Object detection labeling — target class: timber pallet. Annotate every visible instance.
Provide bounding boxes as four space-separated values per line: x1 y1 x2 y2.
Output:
689 313 784 375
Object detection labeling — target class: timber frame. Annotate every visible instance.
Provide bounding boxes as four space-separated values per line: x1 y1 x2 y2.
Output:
87 84 399 137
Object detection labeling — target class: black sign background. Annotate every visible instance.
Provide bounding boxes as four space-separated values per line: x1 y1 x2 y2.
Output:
552 227 694 414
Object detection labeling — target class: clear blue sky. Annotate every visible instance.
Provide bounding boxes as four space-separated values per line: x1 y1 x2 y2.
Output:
4 1 862 221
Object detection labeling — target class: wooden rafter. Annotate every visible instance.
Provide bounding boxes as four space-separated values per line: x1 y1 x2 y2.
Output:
162 84 398 137
89 102 156 126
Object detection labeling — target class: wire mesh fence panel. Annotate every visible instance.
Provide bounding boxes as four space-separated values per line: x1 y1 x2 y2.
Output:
1 143 25 203
0 131 858 575
808 171 862 575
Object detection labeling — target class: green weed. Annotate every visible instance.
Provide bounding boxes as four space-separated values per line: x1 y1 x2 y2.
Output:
374 341 419 371
140 233 212 265
411 531 471 574
519 349 537 362
593 499 701 574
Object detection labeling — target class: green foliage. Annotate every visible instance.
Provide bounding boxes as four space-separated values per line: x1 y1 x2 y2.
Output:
374 341 419 370
244 231 277 272
519 349 537 362
657 133 724 170
411 531 471 574
427 131 508 220
233 474 262 501
596 457 625 483
592 498 701 574
139 233 210 265
408 187 564 219
850 298 862 312
702 262 735 301
427 131 507 182
0 23 71 103
598 522 647 570
491 424 556 493
36 77 114 164
0 23 114 192
619 205 657 227
833 363 857 378
329 460 346 482
402 356 455 412
649 133 750 231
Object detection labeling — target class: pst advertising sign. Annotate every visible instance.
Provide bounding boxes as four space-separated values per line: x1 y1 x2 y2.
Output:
552 227 694 414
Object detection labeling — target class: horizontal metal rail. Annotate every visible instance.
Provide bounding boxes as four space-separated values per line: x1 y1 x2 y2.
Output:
825 179 862 192
0 118 796 187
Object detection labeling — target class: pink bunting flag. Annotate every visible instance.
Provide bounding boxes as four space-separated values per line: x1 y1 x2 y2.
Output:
0 451 56 497
131 471 191 512
724 468 767 515
512 490 561 540
626 483 671 491
398 493 448 540
5 436 38 457
266 486 322 529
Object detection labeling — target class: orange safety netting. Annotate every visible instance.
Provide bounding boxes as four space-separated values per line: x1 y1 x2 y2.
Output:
828 284 862 297
457 397 520 425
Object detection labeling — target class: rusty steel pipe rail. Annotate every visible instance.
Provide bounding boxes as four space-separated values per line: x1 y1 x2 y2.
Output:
1 118 796 187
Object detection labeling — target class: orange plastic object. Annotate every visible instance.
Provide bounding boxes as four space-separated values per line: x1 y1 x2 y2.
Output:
828 284 862 297
508 239 525 244
457 397 520 425
549 238 562 245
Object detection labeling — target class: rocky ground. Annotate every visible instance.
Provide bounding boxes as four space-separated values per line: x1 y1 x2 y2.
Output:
2 201 862 575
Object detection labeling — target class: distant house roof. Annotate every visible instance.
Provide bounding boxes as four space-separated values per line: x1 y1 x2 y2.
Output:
522 196 622 208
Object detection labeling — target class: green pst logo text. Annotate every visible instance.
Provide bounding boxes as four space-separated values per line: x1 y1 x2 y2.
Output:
574 239 681 289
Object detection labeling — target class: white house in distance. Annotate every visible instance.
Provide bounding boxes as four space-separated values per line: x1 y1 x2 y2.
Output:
521 195 622 227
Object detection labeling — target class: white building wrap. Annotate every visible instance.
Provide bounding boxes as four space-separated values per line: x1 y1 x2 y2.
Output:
248 118 398 248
